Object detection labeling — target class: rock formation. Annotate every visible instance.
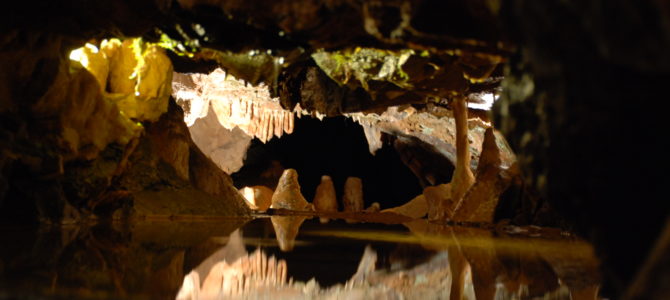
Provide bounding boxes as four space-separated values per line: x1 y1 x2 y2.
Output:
172 68 296 143
342 177 364 213
445 96 476 221
270 169 312 211
312 175 338 223
0 35 250 222
381 194 428 219
364 202 381 213
4 1 669 297
239 185 273 212
451 128 514 222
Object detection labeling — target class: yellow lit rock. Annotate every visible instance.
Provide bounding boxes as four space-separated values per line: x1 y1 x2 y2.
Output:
33 60 142 160
72 38 174 122
103 39 137 94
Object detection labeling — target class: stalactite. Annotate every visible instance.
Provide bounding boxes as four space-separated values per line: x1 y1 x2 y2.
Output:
450 96 476 214
172 68 298 143
182 249 289 299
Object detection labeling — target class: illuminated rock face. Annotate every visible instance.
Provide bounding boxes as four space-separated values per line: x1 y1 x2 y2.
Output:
270 169 311 211
172 68 295 143
189 105 252 174
78 39 173 123
240 185 273 212
0 35 250 222
349 105 516 172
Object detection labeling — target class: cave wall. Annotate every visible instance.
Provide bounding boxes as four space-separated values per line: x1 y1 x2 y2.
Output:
495 0 670 295
0 8 250 222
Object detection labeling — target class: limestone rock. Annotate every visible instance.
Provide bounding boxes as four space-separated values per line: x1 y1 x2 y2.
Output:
449 97 476 214
381 194 428 219
313 175 338 223
270 169 311 211
105 40 173 122
423 184 454 221
452 128 512 223
364 202 381 213
342 177 364 213
240 185 273 212
193 248 289 298
172 68 295 143
189 105 252 174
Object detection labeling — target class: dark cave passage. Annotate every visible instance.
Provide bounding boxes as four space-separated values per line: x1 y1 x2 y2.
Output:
232 116 424 209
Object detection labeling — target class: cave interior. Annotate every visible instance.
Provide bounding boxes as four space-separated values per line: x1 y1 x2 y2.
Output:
1 1 670 299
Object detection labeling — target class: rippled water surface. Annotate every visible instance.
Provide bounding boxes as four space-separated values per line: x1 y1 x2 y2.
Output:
0 214 601 299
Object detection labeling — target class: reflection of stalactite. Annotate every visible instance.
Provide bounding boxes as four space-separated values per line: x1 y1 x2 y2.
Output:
172 68 296 143
178 249 288 300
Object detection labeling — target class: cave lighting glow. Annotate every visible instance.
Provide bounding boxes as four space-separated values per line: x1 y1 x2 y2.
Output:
467 93 497 110
68 43 99 67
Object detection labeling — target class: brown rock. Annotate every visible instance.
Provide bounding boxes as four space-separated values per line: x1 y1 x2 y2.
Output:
240 186 273 212
423 184 454 221
452 128 508 223
364 202 381 213
381 194 428 219
189 105 253 174
343 177 364 223
343 177 364 213
313 175 338 223
448 96 476 219
270 169 311 211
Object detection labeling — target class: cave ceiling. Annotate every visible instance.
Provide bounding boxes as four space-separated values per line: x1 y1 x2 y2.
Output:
135 0 514 170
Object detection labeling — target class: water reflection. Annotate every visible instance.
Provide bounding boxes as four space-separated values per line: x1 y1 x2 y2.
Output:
0 217 601 299
270 216 308 252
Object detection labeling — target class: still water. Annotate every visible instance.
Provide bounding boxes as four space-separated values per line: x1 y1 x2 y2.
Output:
0 213 600 299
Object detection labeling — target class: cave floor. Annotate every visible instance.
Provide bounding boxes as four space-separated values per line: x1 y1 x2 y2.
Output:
0 213 601 300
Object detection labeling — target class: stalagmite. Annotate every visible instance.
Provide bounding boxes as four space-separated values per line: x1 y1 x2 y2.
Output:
240 185 273 212
343 177 364 223
364 202 381 213
452 128 508 223
313 175 338 223
343 177 364 212
270 169 312 211
381 194 428 219
271 216 308 252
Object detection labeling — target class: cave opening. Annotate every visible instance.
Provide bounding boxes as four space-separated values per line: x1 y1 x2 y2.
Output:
231 116 429 210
